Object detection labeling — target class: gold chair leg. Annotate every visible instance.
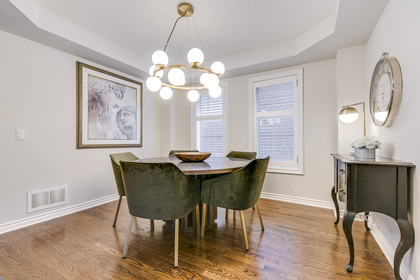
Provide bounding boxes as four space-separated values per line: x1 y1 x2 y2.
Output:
113 196 123 227
201 203 207 238
195 205 200 237
239 211 249 251
122 215 135 258
174 219 179 267
150 219 155 231
225 208 229 219
256 202 264 230
233 210 236 220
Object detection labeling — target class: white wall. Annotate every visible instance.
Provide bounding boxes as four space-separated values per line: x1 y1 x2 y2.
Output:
0 30 161 227
363 0 420 278
337 46 367 154
242 60 337 203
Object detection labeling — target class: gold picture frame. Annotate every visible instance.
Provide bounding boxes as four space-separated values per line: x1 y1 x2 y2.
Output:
76 62 142 148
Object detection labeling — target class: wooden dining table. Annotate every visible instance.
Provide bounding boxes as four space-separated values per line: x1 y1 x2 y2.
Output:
137 156 250 176
136 156 251 231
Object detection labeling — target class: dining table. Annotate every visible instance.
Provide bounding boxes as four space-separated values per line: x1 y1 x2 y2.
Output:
137 156 250 176
136 156 251 231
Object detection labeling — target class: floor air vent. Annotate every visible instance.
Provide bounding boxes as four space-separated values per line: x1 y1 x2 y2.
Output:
28 185 68 213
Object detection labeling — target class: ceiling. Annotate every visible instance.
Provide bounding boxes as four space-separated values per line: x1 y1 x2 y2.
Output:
0 0 389 80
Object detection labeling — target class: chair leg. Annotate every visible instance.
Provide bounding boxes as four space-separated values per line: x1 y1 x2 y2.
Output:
150 219 154 231
239 211 249 251
113 196 123 227
122 215 135 258
225 208 229 219
195 205 200 237
201 203 207 238
233 210 236 220
174 219 179 268
256 202 264 231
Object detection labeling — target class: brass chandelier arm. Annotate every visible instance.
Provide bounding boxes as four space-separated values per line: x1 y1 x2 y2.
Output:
161 82 206 91
154 64 218 90
163 3 194 51
163 14 186 52
154 64 217 75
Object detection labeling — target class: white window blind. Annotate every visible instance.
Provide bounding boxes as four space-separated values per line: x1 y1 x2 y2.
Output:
252 69 303 174
193 88 226 157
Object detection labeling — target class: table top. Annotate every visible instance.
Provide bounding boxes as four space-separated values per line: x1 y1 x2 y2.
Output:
331 153 415 167
137 156 251 175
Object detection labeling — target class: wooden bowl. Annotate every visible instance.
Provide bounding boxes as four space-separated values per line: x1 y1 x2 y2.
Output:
174 152 211 162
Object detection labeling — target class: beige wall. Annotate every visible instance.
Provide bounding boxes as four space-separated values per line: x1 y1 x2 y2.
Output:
0 30 161 227
364 0 420 278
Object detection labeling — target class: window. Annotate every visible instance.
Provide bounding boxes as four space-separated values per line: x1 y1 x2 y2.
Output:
192 85 227 157
251 69 303 174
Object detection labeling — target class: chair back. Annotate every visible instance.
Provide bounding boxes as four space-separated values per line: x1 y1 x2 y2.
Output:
169 149 199 157
201 157 269 210
120 161 201 220
226 151 257 160
110 152 139 196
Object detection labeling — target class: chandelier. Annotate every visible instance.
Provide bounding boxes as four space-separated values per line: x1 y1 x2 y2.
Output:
146 3 225 102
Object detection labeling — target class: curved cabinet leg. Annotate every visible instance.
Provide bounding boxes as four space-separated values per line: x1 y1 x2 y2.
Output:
394 219 415 280
343 210 356 273
331 185 340 225
364 212 370 231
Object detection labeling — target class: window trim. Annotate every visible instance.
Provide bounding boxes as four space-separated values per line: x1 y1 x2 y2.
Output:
191 82 228 156
250 68 304 175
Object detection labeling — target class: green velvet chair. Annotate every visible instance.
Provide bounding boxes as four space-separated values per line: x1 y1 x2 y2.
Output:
109 152 140 227
200 157 269 250
168 149 199 157
226 151 257 160
225 151 263 230
120 161 201 267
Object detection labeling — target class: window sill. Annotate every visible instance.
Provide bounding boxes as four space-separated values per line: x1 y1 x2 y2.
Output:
267 166 304 175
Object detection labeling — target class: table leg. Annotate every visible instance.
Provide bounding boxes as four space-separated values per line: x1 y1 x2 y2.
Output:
343 210 356 273
331 185 340 225
394 219 415 280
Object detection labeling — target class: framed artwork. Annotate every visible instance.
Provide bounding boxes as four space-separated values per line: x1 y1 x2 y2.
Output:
77 62 142 148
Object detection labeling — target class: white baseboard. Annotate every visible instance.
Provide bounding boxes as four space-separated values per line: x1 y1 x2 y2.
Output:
260 192 335 209
0 194 119 234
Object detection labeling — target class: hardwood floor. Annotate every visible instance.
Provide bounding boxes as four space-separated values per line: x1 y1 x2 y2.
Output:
0 199 394 280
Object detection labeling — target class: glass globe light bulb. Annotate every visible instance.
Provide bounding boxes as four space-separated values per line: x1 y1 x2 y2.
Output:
209 85 222 98
187 90 200 102
168 68 185 86
146 76 162 92
211 61 225 75
148 65 163 78
203 73 219 89
152 50 169 66
159 87 173 100
187 48 204 66
200 73 209 85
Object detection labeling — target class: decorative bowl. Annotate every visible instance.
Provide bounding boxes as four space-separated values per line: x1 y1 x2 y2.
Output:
174 152 211 162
